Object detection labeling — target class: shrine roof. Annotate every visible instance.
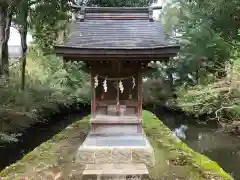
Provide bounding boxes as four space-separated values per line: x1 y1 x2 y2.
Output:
55 7 180 59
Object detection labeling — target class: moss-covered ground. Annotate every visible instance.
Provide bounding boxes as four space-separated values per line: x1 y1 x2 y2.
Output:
0 111 233 180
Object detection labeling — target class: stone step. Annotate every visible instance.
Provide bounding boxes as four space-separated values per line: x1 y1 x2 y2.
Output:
82 134 148 147
82 163 148 180
91 124 143 135
91 115 141 124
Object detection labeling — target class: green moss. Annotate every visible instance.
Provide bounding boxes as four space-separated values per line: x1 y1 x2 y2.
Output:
0 163 26 177
53 132 69 141
70 116 89 129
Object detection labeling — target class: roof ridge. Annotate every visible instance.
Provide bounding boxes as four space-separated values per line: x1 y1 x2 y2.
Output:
71 5 162 11
85 7 150 13
74 6 161 21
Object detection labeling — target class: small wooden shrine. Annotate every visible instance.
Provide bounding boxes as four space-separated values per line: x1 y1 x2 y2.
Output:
55 6 179 179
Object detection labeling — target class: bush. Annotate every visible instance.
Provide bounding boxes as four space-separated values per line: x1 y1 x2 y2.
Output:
143 78 176 107
0 48 90 142
176 82 225 116
176 56 240 122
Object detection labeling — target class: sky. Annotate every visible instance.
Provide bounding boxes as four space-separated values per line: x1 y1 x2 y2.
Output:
8 28 33 46
8 0 163 46
153 0 164 19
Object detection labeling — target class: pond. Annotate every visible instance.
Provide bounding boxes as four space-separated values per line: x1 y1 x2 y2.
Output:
154 107 240 180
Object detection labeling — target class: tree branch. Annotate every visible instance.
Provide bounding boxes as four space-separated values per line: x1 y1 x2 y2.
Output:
29 0 39 6
215 106 234 123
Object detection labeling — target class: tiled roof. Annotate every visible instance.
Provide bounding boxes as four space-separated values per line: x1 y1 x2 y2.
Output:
57 7 178 50
62 20 175 49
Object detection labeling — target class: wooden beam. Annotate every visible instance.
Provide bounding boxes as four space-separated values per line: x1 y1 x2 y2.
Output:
55 46 180 58
85 15 149 20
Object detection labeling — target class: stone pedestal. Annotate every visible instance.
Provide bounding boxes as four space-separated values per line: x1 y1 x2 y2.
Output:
75 132 155 166
75 114 155 179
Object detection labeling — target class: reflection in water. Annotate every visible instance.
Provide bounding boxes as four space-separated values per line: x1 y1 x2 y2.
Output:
185 126 240 179
154 108 240 180
173 125 188 140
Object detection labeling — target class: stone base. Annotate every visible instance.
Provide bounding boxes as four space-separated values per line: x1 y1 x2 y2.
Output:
82 163 148 180
75 133 155 166
82 175 144 180
91 124 143 134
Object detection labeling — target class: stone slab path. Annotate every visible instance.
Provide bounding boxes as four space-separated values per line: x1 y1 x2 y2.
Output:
82 163 148 180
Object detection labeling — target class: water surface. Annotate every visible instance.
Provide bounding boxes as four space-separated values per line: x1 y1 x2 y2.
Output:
154 107 240 180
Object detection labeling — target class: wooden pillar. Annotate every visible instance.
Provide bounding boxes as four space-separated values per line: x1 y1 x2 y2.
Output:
91 71 96 120
137 71 143 122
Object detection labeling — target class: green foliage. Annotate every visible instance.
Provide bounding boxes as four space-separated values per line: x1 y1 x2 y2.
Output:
143 78 176 107
29 0 71 52
27 48 90 109
12 0 29 28
176 83 223 116
159 0 240 84
176 54 240 120
152 0 240 123
0 47 90 142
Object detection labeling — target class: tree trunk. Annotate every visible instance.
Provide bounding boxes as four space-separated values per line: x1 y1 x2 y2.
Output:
0 5 7 76
3 10 12 76
196 69 199 84
166 68 174 90
20 30 27 91
20 10 28 91
0 4 13 77
215 59 227 79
